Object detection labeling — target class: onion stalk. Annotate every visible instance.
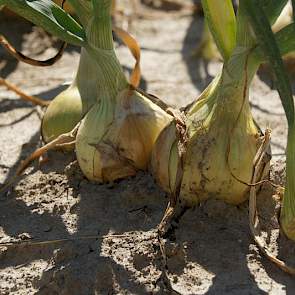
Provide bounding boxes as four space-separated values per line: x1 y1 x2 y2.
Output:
35 1 141 145
152 48 263 205
154 0 295 275
75 0 171 181
152 0 265 205
153 0 295 208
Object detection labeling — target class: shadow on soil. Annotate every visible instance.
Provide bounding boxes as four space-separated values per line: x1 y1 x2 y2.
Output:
0 151 169 294
163 192 295 295
0 83 70 190
0 85 166 294
1 132 294 294
2 159 295 294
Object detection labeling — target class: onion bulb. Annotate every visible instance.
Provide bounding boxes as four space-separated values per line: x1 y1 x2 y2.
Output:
41 85 82 143
76 88 172 182
72 1 172 182
151 50 267 205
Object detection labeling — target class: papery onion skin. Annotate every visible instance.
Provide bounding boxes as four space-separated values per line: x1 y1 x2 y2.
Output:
76 88 172 182
151 121 179 194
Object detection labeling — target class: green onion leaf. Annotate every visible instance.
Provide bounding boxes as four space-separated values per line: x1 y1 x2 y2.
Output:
244 0 294 126
255 23 295 63
260 0 289 25
2 0 85 46
201 0 236 61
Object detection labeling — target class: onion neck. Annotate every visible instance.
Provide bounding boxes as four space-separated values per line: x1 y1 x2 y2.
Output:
87 0 114 50
73 48 99 114
214 0 257 119
213 47 259 121
83 0 128 103
187 48 259 132
199 3 259 125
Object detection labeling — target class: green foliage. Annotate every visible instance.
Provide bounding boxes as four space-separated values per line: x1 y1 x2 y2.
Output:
201 0 236 61
244 0 294 126
2 0 85 46
254 23 295 63
259 0 288 24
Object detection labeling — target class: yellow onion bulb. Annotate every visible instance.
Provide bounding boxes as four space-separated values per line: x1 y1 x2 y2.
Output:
41 85 83 144
151 79 261 206
75 88 172 182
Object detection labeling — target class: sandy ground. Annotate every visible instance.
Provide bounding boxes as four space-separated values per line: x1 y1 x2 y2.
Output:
0 2 295 294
